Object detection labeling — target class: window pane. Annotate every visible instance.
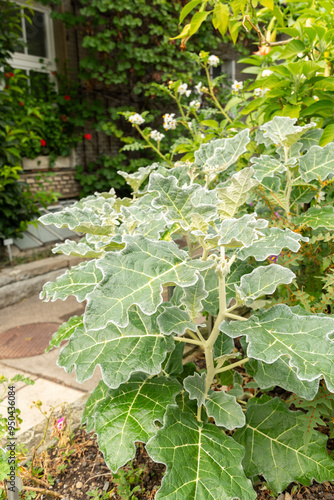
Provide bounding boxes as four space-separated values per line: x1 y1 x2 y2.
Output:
30 71 49 96
24 9 47 57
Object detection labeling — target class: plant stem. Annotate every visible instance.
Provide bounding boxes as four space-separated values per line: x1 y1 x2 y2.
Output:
225 312 249 321
215 357 249 375
197 405 202 422
135 125 173 166
172 336 202 346
204 66 232 124
284 146 292 222
186 231 193 256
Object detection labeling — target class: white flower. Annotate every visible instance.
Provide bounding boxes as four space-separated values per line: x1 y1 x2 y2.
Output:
254 87 269 97
150 130 165 142
201 133 205 138
231 80 243 92
178 83 188 95
163 113 177 130
185 89 192 97
229 128 237 133
305 56 309 61
195 82 203 94
262 69 273 77
189 100 200 109
315 191 326 204
208 55 220 67
313 95 319 101
301 74 306 79
128 113 145 125
297 52 304 58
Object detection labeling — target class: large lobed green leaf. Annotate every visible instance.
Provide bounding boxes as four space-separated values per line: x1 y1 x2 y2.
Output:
258 117 315 148
216 168 258 220
148 174 216 230
294 206 334 230
299 142 334 182
146 405 256 500
235 264 295 304
218 213 268 248
58 307 175 388
85 235 213 330
238 227 308 261
194 129 250 174
83 375 181 472
184 372 245 429
46 315 83 352
221 304 334 392
40 260 103 302
234 397 334 493
250 155 286 182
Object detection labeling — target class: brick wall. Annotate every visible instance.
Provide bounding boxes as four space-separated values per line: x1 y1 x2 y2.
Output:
21 169 80 199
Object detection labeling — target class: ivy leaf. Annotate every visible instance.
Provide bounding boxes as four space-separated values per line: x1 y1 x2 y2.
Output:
234 397 334 493
201 262 254 315
118 163 157 192
195 129 250 173
245 357 319 400
238 227 308 261
180 274 208 321
91 375 181 472
82 380 110 432
39 206 117 236
221 304 334 392
46 315 83 353
85 235 213 330
58 307 175 389
235 264 295 303
299 143 334 182
157 304 197 335
259 117 315 147
218 213 268 248
250 155 286 182
146 405 256 500
148 174 216 230
216 168 258 219
294 207 334 230
184 372 245 429
40 260 103 303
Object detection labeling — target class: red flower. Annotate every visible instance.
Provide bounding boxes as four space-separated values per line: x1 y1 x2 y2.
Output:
61 115 68 122
83 133 92 141
40 139 46 147
64 95 71 101
9 72 14 77
52 71 56 75
19 101 24 106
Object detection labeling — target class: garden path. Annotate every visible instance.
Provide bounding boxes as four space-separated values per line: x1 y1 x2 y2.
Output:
0 292 100 434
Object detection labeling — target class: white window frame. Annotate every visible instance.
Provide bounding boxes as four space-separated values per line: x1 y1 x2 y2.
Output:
9 1 57 78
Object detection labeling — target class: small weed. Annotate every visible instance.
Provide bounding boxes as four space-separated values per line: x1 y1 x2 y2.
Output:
113 464 146 500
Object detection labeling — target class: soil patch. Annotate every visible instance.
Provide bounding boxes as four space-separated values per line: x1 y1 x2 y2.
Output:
14 426 334 500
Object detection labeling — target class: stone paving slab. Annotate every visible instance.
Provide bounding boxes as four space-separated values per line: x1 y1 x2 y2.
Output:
0 288 94 435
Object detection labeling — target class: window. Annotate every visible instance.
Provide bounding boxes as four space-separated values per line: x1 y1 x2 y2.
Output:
9 1 56 82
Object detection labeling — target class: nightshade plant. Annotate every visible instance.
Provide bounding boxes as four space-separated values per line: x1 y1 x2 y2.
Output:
40 119 334 499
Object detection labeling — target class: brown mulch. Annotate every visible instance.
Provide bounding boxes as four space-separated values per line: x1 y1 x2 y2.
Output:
15 425 334 500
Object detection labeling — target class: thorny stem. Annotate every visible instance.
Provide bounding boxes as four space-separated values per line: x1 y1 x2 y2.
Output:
204 66 233 124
